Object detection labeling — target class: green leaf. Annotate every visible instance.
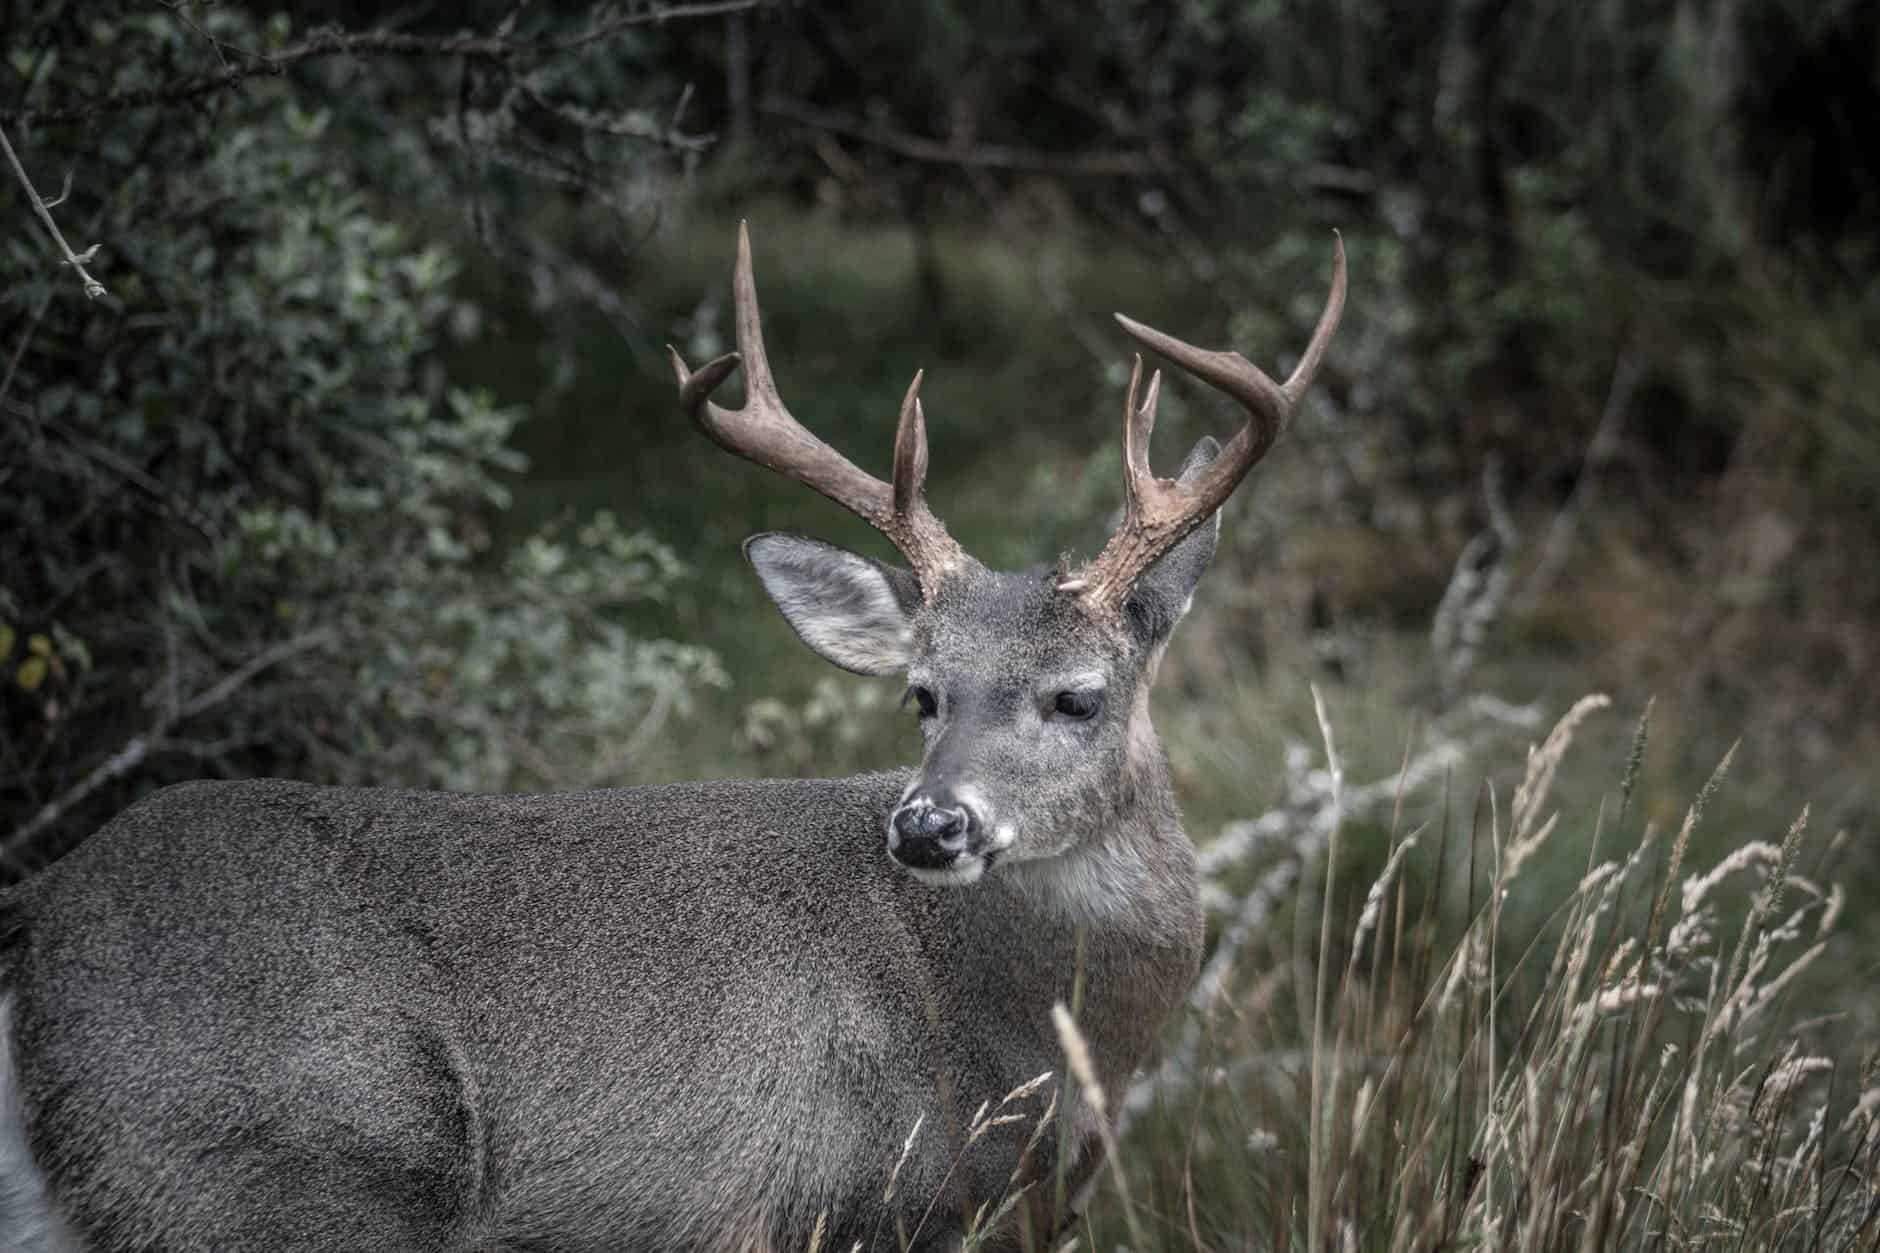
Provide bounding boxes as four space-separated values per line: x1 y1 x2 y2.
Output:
15 655 47 692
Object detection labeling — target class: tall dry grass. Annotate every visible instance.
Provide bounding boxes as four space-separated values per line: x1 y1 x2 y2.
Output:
798 691 1872 1251
1053 694 1879 1252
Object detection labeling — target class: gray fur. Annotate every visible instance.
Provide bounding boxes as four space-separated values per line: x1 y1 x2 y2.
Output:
0 445 1235 1251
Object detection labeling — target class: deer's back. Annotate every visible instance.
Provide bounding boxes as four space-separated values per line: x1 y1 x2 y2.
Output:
2 773 984 1250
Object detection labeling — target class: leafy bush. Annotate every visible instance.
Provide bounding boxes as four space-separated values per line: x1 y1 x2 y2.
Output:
0 8 717 875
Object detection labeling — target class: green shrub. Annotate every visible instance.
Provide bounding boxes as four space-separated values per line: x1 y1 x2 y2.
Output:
0 8 717 874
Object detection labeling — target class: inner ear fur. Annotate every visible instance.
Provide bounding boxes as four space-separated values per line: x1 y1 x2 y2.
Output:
745 533 921 676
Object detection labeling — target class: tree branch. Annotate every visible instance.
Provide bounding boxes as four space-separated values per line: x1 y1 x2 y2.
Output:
0 120 106 297
1515 347 1642 613
760 95 1166 177
4 397 221 541
514 79 715 151
1 631 334 868
2 1 767 127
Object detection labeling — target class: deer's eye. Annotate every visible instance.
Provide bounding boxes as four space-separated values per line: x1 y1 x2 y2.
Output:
904 685 939 719
1052 689 1103 721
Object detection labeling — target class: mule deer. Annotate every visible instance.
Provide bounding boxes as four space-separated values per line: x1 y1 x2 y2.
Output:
0 223 1344 1251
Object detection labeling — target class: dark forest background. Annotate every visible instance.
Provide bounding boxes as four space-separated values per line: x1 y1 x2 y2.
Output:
4 2 1878 1245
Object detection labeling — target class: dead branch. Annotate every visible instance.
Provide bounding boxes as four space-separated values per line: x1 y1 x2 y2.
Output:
4 398 221 540
514 79 715 150
0 120 106 297
2 1 766 127
1 631 334 867
1431 456 1519 703
760 95 1164 177
1516 347 1643 612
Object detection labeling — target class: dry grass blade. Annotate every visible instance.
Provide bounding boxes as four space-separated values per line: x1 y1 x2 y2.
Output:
1307 682 1344 1253
1085 695 1873 1253
1646 739 1738 957
1053 1002 1144 1249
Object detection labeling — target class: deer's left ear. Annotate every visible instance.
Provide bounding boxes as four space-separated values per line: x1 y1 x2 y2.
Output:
745 533 922 676
1126 437 1222 644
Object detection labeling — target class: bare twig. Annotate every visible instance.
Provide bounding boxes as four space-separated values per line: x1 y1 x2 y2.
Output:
668 81 698 143
159 0 241 72
1 631 334 866
516 79 714 150
541 0 763 52
40 168 72 208
1306 684 1344 1253
0 287 56 413
490 222 652 361
4 398 221 540
1431 455 1519 704
1516 347 1643 612
2 1 766 126
177 633 331 722
760 95 1164 177
0 120 106 298
147 733 266 763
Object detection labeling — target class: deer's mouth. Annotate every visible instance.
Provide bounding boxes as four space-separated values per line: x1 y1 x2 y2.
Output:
895 829 1017 887
902 854 989 887
888 819 989 886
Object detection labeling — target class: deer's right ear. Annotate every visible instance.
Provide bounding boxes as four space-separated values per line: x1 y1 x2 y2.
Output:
745 534 921 676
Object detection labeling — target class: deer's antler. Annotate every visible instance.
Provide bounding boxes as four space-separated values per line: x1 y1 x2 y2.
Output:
1062 233 1348 614
667 223 973 597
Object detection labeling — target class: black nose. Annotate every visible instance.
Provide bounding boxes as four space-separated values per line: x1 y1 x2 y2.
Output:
890 797 975 867
895 802 967 842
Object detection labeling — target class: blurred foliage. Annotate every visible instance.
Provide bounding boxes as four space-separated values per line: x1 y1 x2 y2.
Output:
0 5 725 875
3 0 1878 1244
3 0 1877 887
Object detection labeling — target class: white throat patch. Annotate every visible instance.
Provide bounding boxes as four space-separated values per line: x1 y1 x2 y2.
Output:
906 857 987 887
1002 840 1148 924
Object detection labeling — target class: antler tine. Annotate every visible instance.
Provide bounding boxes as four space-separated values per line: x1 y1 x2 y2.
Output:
670 348 741 416
667 223 970 595
891 370 929 521
1066 233 1348 613
1120 355 1162 516
1281 231 1347 406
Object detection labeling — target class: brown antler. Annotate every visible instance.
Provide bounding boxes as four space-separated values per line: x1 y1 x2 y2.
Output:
1060 233 1348 614
667 222 972 596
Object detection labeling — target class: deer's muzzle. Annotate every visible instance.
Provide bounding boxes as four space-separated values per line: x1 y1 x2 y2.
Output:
888 791 983 876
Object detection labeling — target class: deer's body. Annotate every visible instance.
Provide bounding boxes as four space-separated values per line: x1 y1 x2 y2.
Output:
1 761 1199 1250
0 223 1342 1250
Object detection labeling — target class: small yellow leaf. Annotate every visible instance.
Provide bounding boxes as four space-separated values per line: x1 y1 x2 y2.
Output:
27 633 52 657
16 656 48 692
0 623 13 661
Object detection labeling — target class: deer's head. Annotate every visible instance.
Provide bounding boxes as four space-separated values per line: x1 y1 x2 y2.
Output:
670 224 1344 887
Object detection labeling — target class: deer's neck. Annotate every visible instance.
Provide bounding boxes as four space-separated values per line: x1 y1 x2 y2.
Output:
997 690 1196 933
938 693 1203 1092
